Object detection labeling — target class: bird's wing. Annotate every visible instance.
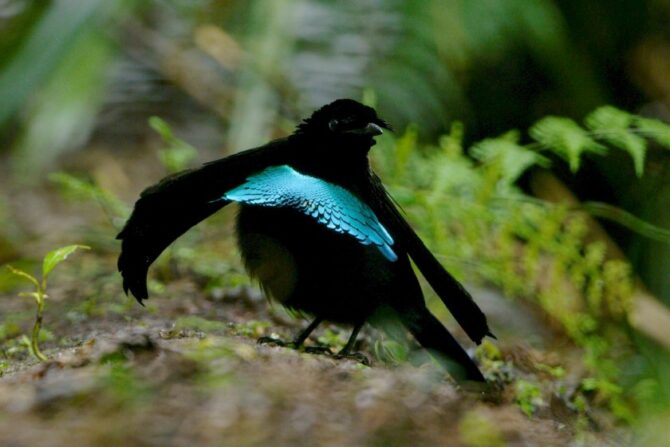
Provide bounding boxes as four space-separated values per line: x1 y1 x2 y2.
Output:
223 165 397 262
367 173 493 344
117 140 290 302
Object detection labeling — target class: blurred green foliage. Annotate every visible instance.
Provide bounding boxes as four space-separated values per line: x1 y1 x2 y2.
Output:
458 409 507 447
1 0 660 161
150 116 199 173
49 171 130 229
371 107 670 421
0 0 135 175
515 379 545 417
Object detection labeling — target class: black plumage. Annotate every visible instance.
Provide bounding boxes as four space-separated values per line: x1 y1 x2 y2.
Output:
117 99 493 381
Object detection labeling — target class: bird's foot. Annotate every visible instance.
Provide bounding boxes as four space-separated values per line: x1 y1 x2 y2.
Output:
303 345 333 355
258 335 367 363
257 336 333 355
334 351 370 366
256 336 289 347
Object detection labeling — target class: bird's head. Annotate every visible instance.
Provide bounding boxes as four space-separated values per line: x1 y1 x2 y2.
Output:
295 99 391 147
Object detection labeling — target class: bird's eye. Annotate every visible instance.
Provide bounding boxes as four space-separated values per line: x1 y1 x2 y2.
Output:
328 119 339 132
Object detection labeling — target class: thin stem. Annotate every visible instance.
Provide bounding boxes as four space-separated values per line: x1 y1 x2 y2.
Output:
30 288 47 362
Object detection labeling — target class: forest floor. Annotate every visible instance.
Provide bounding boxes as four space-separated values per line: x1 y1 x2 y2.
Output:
0 152 630 447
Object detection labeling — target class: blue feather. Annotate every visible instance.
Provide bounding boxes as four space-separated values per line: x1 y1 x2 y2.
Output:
223 165 398 262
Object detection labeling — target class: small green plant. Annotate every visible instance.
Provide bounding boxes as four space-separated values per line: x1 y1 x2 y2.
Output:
515 379 545 417
233 320 272 338
149 116 198 173
317 328 346 351
49 171 130 228
6 244 89 361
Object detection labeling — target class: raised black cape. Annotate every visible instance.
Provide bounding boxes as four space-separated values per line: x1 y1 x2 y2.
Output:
117 137 492 345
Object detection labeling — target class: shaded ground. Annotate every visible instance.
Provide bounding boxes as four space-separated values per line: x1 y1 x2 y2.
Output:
0 330 573 447
0 156 628 447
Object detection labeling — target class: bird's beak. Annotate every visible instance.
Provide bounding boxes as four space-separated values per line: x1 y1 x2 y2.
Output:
364 122 384 136
345 122 384 136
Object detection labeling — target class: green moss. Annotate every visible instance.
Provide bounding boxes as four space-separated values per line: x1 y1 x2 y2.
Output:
100 362 154 405
173 316 229 334
0 321 21 341
459 409 507 447
316 328 346 351
0 360 8 376
231 320 271 338
515 380 545 417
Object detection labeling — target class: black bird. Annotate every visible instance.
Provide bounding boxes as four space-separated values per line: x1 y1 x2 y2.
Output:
117 99 493 381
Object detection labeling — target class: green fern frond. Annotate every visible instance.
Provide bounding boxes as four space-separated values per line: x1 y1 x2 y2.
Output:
585 106 647 176
529 116 607 172
635 117 670 150
371 104 670 421
471 133 550 184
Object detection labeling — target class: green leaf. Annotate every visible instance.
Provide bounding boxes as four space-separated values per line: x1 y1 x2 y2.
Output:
19 335 32 349
158 146 198 174
6 265 39 289
0 0 111 127
515 380 545 417
585 106 647 176
148 116 175 141
635 117 670 150
150 116 198 173
530 116 607 172
18 291 42 302
471 137 550 184
49 171 130 220
42 244 89 279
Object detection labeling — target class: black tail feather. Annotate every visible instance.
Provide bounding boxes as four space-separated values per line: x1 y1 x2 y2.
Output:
406 238 492 344
399 306 485 382
369 175 492 344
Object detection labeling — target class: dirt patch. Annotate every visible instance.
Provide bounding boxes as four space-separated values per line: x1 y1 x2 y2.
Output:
0 327 584 447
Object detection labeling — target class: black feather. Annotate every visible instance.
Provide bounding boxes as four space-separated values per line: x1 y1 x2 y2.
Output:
367 173 493 344
117 141 290 302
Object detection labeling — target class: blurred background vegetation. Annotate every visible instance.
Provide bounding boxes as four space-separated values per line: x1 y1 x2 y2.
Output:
2 0 670 444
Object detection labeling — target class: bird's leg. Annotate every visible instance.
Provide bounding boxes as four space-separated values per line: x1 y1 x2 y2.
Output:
257 316 326 351
338 323 363 356
294 316 334 355
335 323 369 365
291 316 324 348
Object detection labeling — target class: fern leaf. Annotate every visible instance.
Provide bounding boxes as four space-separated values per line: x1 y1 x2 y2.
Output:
635 117 670 150
471 136 550 184
529 116 607 173
585 106 647 177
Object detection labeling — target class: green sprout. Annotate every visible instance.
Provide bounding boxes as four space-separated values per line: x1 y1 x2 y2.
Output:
515 379 545 417
6 244 89 361
149 116 198 173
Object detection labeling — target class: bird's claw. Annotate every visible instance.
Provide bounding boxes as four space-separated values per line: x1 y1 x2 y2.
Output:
256 336 288 347
334 351 370 366
303 345 333 355
257 336 329 353
257 335 368 364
